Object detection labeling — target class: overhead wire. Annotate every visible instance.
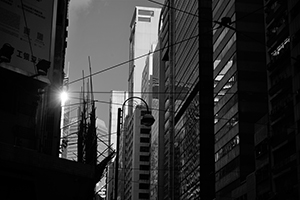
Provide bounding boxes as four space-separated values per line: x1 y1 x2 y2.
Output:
68 31 199 85
67 94 298 129
63 1 298 197
68 0 208 86
148 0 198 18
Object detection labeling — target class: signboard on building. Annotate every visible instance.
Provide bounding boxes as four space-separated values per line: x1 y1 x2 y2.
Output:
0 0 55 75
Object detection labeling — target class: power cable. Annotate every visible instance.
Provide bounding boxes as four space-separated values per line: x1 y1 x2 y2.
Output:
67 2 271 86
100 2 298 199
67 90 300 95
68 32 200 85
147 0 198 18
63 94 299 133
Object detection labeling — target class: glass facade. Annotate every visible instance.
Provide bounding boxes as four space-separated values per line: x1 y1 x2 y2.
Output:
213 0 267 198
174 96 200 199
159 0 213 199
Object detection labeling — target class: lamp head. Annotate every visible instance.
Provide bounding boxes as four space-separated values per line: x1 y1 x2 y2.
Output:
141 113 155 127
36 59 51 76
0 43 14 63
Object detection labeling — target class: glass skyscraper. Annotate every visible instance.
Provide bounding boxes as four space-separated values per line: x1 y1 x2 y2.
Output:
158 0 214 199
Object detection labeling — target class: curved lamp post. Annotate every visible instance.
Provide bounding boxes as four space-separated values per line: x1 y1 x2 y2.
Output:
114 96 155 200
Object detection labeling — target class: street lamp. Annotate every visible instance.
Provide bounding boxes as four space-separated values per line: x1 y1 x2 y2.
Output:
114 96 155 200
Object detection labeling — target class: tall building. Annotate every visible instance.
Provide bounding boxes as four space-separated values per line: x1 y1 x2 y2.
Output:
158 0 214 199
108 91 129 151
213 0 268 199
253 0 300 199
141 43 160 200
107 90 128 200
128 6 161 114
123 106 152 200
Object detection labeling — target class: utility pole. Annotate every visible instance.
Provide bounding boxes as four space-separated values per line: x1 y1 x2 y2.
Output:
86 56 97 165
78 71 86 163
168 0 175 199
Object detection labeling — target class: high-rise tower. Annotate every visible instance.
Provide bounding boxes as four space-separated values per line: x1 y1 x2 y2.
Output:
252 1 300 199
128 6 161 114
158 0 214 199
107 90 128 200
213 0 268 199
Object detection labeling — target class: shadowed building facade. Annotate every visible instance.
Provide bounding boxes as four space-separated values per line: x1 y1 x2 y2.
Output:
213 0 268 199
158 0 214 199
253 0 300 199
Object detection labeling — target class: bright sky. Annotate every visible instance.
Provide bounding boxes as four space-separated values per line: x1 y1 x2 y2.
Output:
65 0 164 127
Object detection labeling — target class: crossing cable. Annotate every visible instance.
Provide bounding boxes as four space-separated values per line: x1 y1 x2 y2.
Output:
148 0 199 18
68 1 270 86
68 32 200 85
63 94 299 134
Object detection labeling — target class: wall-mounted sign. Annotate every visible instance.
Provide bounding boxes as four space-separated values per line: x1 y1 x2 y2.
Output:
0 0 55 75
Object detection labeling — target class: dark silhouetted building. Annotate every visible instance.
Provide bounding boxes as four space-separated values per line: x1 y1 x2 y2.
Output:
0 1 98 199
253 0 300 199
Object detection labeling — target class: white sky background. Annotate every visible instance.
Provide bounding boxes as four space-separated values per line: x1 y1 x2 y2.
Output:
66 0 164 126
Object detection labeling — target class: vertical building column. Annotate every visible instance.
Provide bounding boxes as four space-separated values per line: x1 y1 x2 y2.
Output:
168 0 175 199
158 37 166 200
198 0 215 199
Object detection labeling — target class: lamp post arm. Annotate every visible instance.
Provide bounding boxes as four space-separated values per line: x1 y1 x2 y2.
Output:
121 96 150 112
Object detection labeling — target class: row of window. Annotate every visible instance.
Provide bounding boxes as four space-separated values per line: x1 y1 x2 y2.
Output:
214 33 236 70
137 9 154 23
140 137 150 143
139 183 150 190
215 134 240 162
140 155 150 162
215 157 239 182
213 14 236 52
214 73 237 106
172 95 201 198
215 113 239 143
140 146 149 152
140 164 150 171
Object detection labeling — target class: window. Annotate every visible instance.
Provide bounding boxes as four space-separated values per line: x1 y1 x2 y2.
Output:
141 128 150 134
215 134 240 162
138 17 151 22
139 174 150 180
140 155 150 162
140 146 149 152
139 193 150 199
139 183 150 189
213 33 236 70
214 73 237 105
215 157 239 181
140 137 150 143
140 165 150 170
138 9 154 16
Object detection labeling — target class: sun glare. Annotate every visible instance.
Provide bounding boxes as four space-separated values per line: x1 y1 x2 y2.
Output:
60 91 69 105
